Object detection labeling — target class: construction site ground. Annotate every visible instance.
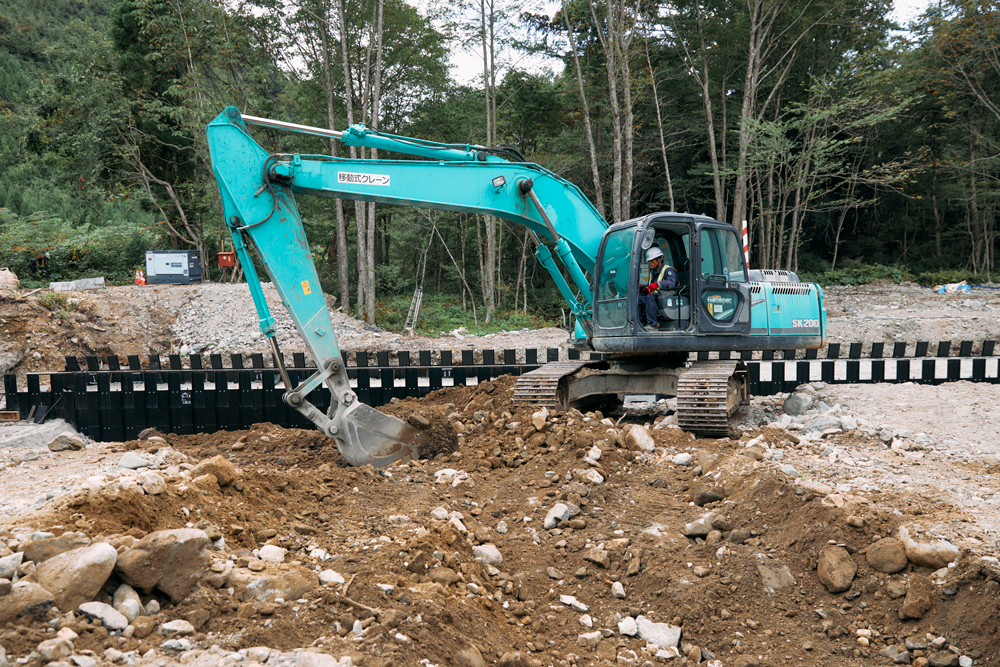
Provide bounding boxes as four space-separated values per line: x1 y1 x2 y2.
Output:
0 280 999 667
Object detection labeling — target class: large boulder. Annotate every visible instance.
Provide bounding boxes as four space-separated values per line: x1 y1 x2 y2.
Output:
898 525 960 569
22 532 90 564
115 529 210 603
33 543 117 612
783 392 814 416
866 538 908 574
0 582 55 624
190 456 239 487
624 426 655 453
817 546 857 593
0 553 22 580
47 432 86 452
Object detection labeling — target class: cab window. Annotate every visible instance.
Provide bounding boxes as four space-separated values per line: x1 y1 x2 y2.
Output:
699 228 746 282
595 227 633 329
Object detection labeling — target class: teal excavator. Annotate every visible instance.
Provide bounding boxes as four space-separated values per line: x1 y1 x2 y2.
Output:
205 107 826 467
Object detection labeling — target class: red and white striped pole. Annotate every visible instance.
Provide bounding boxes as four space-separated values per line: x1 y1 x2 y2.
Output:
741 220 750 272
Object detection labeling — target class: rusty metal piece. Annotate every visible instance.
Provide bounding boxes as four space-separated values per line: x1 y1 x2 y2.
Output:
675 360 748 437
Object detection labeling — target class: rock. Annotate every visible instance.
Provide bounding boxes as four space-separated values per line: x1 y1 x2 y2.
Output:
544 503 574 529
0 582 54 624
546 567 563 580
72 655 97 667
618 617 638 636
455 645 486 667
611 581 626 598
625 426 655 452
0 552 22 580
0 579 9 596
473 544 502 567
495 521 508 534
319 570 345 586
887 580 907 599
559 595 588 612
238 566 319 603
817 546 856 593
34 543 117 612
0 644 6 667
577 631 602 649
47 432 85 452
803 415 841 432
636 616 681 648
22 532 90 564
78 601 129 631
295 652 343 667
692 487 725 506
430 507 449 521
840 415 858 431
190 455 239 486
115 529 211 603
755 559 796 594
131 617 157 639
428 567 463 586
159 620 195 637
583 547 610 569
899 575 934 620
118 452 151 469
899 525 960 569
867 538 908 574
783 392 814 415
112 584 144 623
37 638 73 663
258 545 286 563
672 453 693 466
137 472 167 495
682 516 714 537
779 463 800 478
246 648 270 663
927 653 959 667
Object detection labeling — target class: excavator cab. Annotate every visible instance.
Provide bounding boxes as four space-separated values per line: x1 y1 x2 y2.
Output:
591 214 751 353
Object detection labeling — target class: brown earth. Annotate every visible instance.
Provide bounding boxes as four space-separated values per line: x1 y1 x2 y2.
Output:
0 376 995 667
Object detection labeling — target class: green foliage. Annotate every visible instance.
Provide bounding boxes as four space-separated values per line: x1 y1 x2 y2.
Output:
912 269 978 287
801 264 908 286
375 292 556 336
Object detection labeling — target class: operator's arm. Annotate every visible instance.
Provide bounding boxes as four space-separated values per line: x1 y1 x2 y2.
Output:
655 267 678 291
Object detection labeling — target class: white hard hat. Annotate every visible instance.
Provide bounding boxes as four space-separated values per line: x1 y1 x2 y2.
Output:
646 247 663 262
44 252 50 258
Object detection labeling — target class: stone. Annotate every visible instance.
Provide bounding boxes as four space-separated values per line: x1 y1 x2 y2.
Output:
137 472 167 495
867 538 908 574
112 584 144 623
115 529 210 603
258 545 286 563
0 582 54 624
625 426 655 452
0 579 9 596
237 566 319 603
682 516 714 537
47 432 86 452
428 567 463 586
473 545 502 567
618 616 638 636
840 415 858 431
455 645 486 667
927 653 959 667
559 595 588 612
544 503 574 529
546 567 564 580
118 452 151 469
636 616 681 648
430 507 449 521
887 580 907 599
34 543 117 612
22 532 90 564
37 638 73 663
246 647 271 663
692 487 725 506
131 617 157 639
319 570 345 585
577 631 602 649
71 656 97 667
611 581 626 599
804 415 842 432
0 552 22 580
783 392 814 415
898 525 960 569
159 620 195 637
0 643 6 667
583 547 610 569
899 575 934 620
190 455 240 486
817 546 857 593
78 601 128 631
672 453 693 466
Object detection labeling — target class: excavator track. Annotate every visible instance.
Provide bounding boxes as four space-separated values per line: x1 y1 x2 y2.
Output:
512 361 590 409
675 360 748 437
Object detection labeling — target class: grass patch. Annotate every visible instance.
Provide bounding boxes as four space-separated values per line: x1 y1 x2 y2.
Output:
374 292 557 336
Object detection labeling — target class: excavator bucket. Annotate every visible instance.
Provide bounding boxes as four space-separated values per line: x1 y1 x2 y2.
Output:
335 402 422 468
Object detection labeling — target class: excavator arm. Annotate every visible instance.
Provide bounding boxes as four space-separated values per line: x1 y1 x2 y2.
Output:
205 107 608 467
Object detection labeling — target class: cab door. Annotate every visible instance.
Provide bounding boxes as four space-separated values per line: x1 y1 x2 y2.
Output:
694 227 751 334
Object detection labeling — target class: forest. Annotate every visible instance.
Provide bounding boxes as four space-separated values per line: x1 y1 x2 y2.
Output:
0 0 997 331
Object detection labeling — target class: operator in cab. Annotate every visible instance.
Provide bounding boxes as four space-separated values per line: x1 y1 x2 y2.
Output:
638 247 678 329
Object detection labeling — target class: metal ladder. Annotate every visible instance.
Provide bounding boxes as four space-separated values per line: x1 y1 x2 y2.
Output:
403 288 423 332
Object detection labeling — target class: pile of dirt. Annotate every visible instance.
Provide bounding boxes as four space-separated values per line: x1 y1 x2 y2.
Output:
0 378 996 667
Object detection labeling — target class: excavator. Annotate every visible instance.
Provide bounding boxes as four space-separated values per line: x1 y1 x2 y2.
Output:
205 107 826 467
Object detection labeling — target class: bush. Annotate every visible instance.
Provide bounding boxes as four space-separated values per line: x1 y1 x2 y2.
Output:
800 264 908 286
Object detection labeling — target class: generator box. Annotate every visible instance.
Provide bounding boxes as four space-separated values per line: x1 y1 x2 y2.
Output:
146 250 203 285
